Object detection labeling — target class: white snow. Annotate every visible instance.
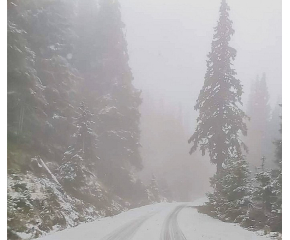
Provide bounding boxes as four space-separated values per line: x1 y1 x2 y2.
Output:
39 158 61 185
179 201 271 240
37 198 272 240
37 203 171 240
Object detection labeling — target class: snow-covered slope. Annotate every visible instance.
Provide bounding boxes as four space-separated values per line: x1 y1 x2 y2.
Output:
37 199 273 240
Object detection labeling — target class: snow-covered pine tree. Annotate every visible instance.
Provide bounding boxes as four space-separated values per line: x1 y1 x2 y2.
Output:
74 0 142 173
253 157 274 214
74 103 98 163
77 0 143 200
73 0 99 81
189 1 252 221
270 104 282 232
205 156 251 223
188 0 248 174
39 56 82 162
268 101 282 168
7 0 83 163
27 0 80 159
245 105 281 233
96 0 142 168
58 103 99 197
22 0 76 60
7 0 48 150
8 0 146 236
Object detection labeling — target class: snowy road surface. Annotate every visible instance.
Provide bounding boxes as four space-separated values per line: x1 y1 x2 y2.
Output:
160 204 187 240
38 199 271 240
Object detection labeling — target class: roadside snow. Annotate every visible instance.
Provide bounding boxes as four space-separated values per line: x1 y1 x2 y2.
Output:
37 198 272 240
37 202 172 240
179 203 271 240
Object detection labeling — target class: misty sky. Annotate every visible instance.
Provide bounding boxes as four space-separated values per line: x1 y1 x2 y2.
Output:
120 0 282 126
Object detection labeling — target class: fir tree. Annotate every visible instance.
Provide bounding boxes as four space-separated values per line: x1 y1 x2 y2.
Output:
74 0 142 172
73 0 99 81
93 0 142 183
7 0 147 236
8 0 82 161
188 0 248 174
58 103 99 198
253 157 274 213
7 0 48 147
205 156 252 223
246 73 271 170
270 104 282 232
247 105 282 233
72 102 98 163
22 0 76 60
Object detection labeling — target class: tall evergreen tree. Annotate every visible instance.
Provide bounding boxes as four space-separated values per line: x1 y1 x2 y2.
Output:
253 157 275 213
72 0 143 202
246 73 271 170
94 0 142 172
7 0 148 237
7 0 48 149
22 0 76 60
270 104 282 232
8 0 81 161
205 156 252 223
58 103 99 196
73 0 99 82
188 0 247 174
246 105 282 233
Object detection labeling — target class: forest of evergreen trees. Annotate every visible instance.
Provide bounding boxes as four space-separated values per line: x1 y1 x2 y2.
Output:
7 0 281 239
189 0 282 235
7 0 167 239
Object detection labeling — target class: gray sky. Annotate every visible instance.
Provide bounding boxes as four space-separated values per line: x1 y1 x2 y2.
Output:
120 0 282 125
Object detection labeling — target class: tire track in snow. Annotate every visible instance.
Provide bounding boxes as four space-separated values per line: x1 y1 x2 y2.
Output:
100 212 156 240
160 205 187 240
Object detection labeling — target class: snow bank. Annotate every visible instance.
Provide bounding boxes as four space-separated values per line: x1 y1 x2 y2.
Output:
178 205 271 240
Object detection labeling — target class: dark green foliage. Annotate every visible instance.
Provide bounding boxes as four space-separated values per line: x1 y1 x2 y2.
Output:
7 4 47 147
7 0 80 160
253 158 275 213
199 105 282 234
269 104 282 232
94 0 143 170
201 156 251 223
188 0 248 174
72 0 143 203
7 0 148 238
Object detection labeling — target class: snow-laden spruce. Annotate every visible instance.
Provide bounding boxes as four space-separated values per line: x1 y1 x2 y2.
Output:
188 0 248 174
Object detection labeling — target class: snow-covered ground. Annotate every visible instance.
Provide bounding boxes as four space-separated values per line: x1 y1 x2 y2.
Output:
37 198 272 240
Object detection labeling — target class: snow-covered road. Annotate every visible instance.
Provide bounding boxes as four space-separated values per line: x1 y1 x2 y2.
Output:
160 204 187 240
38 199 271 240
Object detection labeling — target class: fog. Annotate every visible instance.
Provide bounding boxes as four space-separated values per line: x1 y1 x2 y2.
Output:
119 0 281 198
121 0 281 111
7 0 282 237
